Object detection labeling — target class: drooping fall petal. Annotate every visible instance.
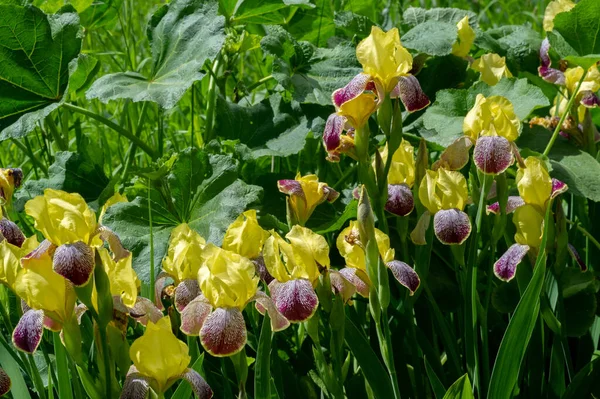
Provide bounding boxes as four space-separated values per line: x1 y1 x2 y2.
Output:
385 184 414 216
386 260 420 295
332 73 372 108
486 196 525 215
269 279 319 323
0 218 25 248
329 270 357 303
568 243 587 271
390 75 430 112
323 114 346 161
174 279 201 312
120 366 151 399
180 295 212 336
494 244 530 282
538 38 565 85
200 307 247 357
12 309 44 353
473 136 514 175
551 178 568 198
180 368 213 399
433 209 472 245
252 291 291 332
53 241 94 287
339 267 370 297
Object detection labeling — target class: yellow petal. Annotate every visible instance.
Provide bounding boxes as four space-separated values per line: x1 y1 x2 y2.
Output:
162 224 206 283
99 248 139 308
565 66 600 96
129 316 190 393
0 169 19 206
463 94 520 141
98 192 127 224
452 16 475 57
198 244 258 309
0 241 22 290
356 26 412 92
222 210 269 259
463 94 492 141
284 174 336 225
336 221 395 271
472 53 512 86
516 157 552 209
24 189 98 246
338 93 377 128
382 140 416 186
418 169 468 214
513 204 544 248
263 231 295 283
543 0 575 31
286 225 330 283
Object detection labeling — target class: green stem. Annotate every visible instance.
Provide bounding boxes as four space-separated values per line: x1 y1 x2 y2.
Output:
62 103 157 159
543 71 587 157
98 327 112 397
566 219 600 250
45 116 68 151
204 57 220 143
11 138 48 175
148 178 156 304
246 74 274 93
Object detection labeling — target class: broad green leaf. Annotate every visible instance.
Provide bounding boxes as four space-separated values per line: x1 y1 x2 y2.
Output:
484 26 542 73
442 374 473 399
402 20 458 57
403 7 477 28
491 280 520 314
333 11 375 39
103 149 262 283
564 55 600 70
488 205 551 399
552 0 600 58
79 0 123 29
561 268 599 298
423 78 549 147
344 316 395 399
86 0 225 109
232 0 312 24
313 201 357 234
0 5 81 140
68 54 100 95
286 0 334 46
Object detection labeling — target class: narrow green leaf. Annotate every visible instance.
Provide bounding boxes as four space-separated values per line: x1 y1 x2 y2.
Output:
563 355 600 399
443 374 473 399
344 316 395 399
0 344 31 399
425 356 446 399
54 333 73 399
255 314 272 399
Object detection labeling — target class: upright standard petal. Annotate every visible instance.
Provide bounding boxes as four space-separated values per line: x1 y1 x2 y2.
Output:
543 0 575 31
269 279 319 323
0 168 22 205
12 309 44 353
130 317 190 393
472 54 512 86
494 244 530 282
516 157 552 209
433 209 472 245
383 140 416 187
285 225 330 283
200 308 247 357
386 260 420 295
390 75 430 112
452 16 475 57
162 224 205 284
513 204 544 248
222 210 269 259
473 136 514 175
99 248 139 308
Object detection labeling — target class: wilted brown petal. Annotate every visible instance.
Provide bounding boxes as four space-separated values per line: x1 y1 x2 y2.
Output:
96 226 130 261
434 137 473 171
410 211 431 245
130 297 163 326
329 270 357 303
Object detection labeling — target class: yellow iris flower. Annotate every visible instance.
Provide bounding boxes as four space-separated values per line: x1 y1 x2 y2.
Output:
543 0 575 31
129 316 191 393
418 169 469 214
263 225 330 285
356 26 413 93
513 204 545 248
337 93 378 129
336 221 394 272
471 54 512 86
198 244 259 310
516 157 552 210
278 173 338 226
162 223 206 283
0 237 38 291
463 94 520 142
452 16 475 58
380 140 416 186
222 210 269 259
97 248 139 308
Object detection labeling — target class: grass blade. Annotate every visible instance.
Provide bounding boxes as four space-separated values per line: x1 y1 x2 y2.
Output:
425 356 446 399
255 314 272 399
443 374 473 399
54 332 73 399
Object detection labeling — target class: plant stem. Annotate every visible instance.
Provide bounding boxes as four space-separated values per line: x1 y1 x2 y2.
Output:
98 326 112 398
62 103 157 159
543 72 587 157
148 178 156 303
204 57 220 143
565 218 600 250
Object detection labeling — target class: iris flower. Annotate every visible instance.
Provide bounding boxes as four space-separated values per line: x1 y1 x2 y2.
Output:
414 168 472 245
179 244 289 356
262 225 330 322
121 316 212 399
471 53 512 86
0 167 22 206
489 157 568 281
278 174 339 226
335 220 420 298
323 26 430 161
379 140 416 216
24 189 125 287
451 16 475 58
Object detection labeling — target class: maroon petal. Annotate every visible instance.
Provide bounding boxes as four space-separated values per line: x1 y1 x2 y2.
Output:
0 367 10 396
473 136 514 175
390 75 430 113
332 73 371 108
486 196 525 215
180 295 212 336
385 184 414 216
538 38 565 85
323 186 340 203
339 267 370 297
53 242 94 286
581 91 600 108
200 308 247 357
252 291 290 332
386 260 420 295
568 243 587 271
12 309 44 353
323 113 346 158
253 256 274 285
120 366 150 399
154 272 171 310
329 270 357 303
180 368 213 399
494 244 530 282
175 279 201 312
96 226 130 262
551 178 568 198
129 297 163 326
433 209 472 245
0 218 25 247
277 179 304 198
269 279 319 323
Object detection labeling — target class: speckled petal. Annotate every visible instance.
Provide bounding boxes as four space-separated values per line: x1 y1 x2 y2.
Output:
252 256 274 285
130 297 163 326
473 136 514 175
332 73 371 108
339 267 370 297
494 244 530 282
269 279 319 323
120 366 150 399
252 291 290 332
154 272 171 310
323 186 340 203
538 39 565 85
329 270 357 302
568 243 587 271
385 184 414 216
0 367 10 396
0 218 25 247
12 309 44 353
551 178 568 198
323 114 346 159
180 368 213 399
390 75 430 112
433 209 472 245
277 179 304 198
175 279 201 312
53 242 94 286
386 260 420 295
486 196 525 215
200 308 247 357
180 295 212 336
581 91 600 108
